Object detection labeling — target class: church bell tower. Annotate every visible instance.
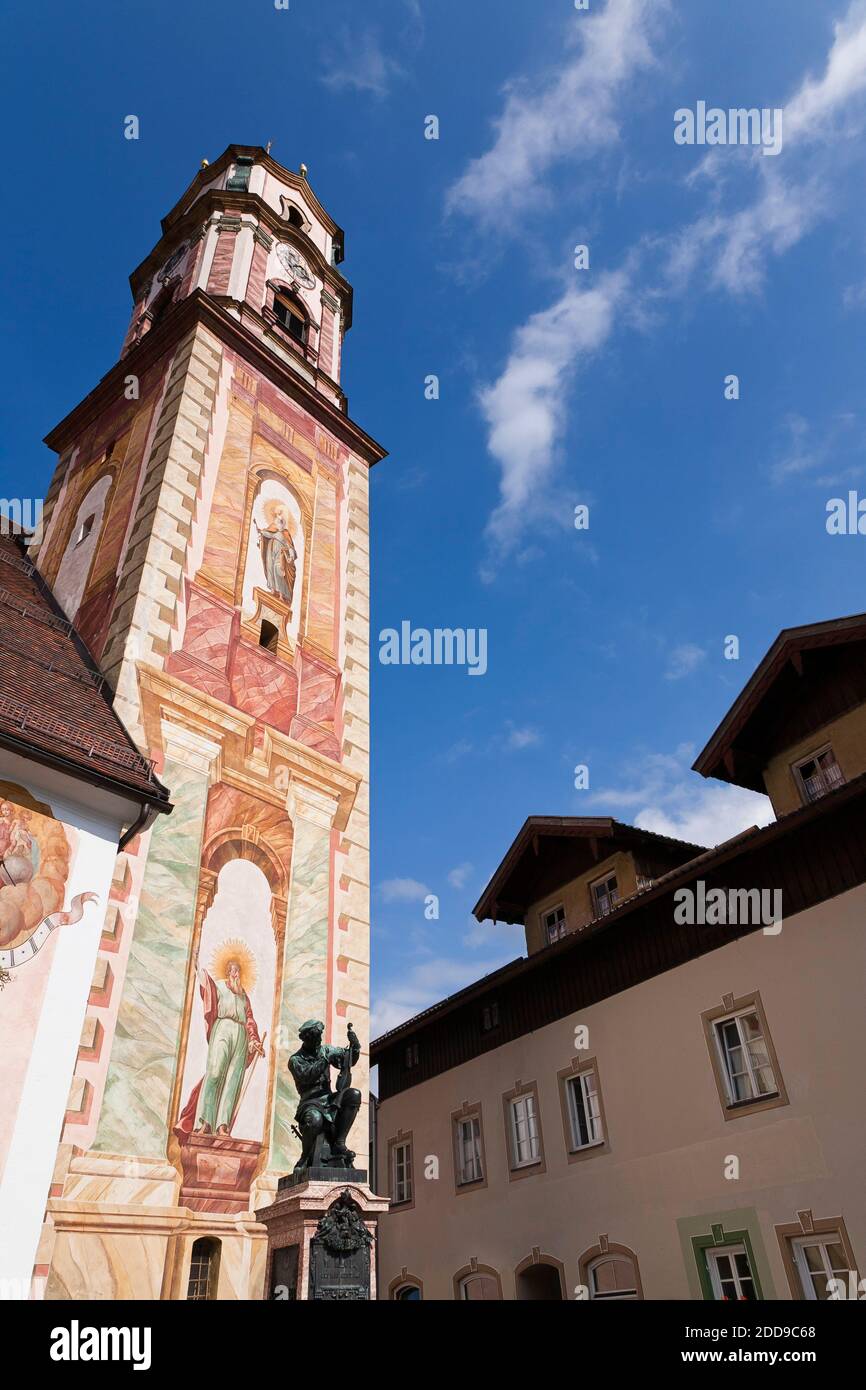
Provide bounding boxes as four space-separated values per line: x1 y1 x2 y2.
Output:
30 146 385 1299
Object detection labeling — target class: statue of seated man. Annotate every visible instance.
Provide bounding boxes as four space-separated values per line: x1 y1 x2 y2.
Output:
288 1020 362 1171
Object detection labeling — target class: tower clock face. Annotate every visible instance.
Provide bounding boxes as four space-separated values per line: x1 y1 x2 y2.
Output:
277 244 316 290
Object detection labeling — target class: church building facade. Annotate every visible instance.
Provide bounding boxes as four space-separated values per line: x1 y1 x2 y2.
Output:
13 145 384 1300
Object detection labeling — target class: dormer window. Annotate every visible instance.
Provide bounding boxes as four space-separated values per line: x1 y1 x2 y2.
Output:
793 746 844 804
226 156 253 191
591 873 619 919
543 904 567 944
273 290 308 345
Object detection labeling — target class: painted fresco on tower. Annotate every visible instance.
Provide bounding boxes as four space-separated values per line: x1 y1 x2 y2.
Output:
175 860 275 1146
242 478 305 647
0 787 96 976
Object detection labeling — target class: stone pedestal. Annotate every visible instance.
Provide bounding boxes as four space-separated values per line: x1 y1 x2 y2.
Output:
256 1175 389 1301
176 1133 262 1213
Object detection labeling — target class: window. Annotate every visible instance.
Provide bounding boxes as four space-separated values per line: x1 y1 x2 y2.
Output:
543 904 567 944
588 1255 639 1301
776 1215 859 1300
287 205 304 228
186 1237 220 1300
793 746 844 804
791 1236 853 1300
273 290 307 344
226 156 253 191
404 1042 419 1069
481 1002 499 1032
391 1139 412 1206
706 1245 758 1301
456 1115 483 1186
715 1008 778 1105
591 872 619 918
509 1093 540 1168
394 1284 422 1301
565 1069 603 1150
703 992 788 1119
458 1273 500 1300
74 514 95 547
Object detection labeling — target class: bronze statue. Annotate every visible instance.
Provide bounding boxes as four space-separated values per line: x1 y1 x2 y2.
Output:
288 1020 362 1171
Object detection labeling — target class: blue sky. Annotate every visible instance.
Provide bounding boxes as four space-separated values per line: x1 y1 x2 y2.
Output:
2 0 866 1037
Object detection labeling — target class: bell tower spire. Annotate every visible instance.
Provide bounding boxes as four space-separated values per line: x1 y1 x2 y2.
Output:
30 146 385 1299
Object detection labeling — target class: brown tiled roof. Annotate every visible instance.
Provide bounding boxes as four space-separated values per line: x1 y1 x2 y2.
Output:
0 533 171 808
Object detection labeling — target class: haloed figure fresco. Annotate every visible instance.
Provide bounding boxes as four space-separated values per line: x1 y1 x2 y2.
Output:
177 940 266 1139
255 498 298 608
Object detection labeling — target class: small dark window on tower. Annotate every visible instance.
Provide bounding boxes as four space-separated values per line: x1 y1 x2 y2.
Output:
273 291 307 345
260 620 279 653
287 205 303 228
226 156 253 191
75 515 95 548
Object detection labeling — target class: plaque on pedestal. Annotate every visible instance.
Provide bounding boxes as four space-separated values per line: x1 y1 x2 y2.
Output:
256 1181 389 1301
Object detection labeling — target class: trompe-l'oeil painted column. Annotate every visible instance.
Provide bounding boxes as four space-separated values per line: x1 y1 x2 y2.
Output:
93 723 220 1157
269 781 339 1174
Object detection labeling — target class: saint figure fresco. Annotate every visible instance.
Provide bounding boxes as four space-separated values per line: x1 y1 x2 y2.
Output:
176 940 266 1140
254 498 297 606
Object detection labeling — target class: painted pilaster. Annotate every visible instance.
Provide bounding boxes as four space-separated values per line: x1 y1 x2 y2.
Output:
93 724 220 1156
270 781 339 1172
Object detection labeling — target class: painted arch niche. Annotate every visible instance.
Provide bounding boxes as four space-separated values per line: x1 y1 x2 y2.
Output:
177 859 277 1144
241 475 305 649
52 473 112 621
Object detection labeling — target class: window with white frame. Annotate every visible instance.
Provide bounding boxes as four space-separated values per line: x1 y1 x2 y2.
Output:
455 1114 483 1186
542 904 567 944
391 1140 412 1205
508 1093 540 1168
792 1235 853 1300
706 1245 758 1301
588 1255 639 1301
566 1069 603 1150
714 1008 779 1105
793 746 844 804
591 872 619 918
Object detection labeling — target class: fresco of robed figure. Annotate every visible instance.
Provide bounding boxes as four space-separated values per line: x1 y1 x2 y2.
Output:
254 497 298 607
176 940 266 1139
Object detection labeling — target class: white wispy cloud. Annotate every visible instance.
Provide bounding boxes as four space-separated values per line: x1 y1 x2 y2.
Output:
785 0 866 141
588 744 774 847
665 643 706 681
321 0 423 99
504 723 542 750
770 411 864 485
446 0 666 230
447 862 474 889
378 877 430 903
372 951 518 1036
479 269 630 567
460 1 866 571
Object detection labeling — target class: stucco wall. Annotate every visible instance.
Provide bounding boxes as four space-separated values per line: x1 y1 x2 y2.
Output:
377 883 866 1300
